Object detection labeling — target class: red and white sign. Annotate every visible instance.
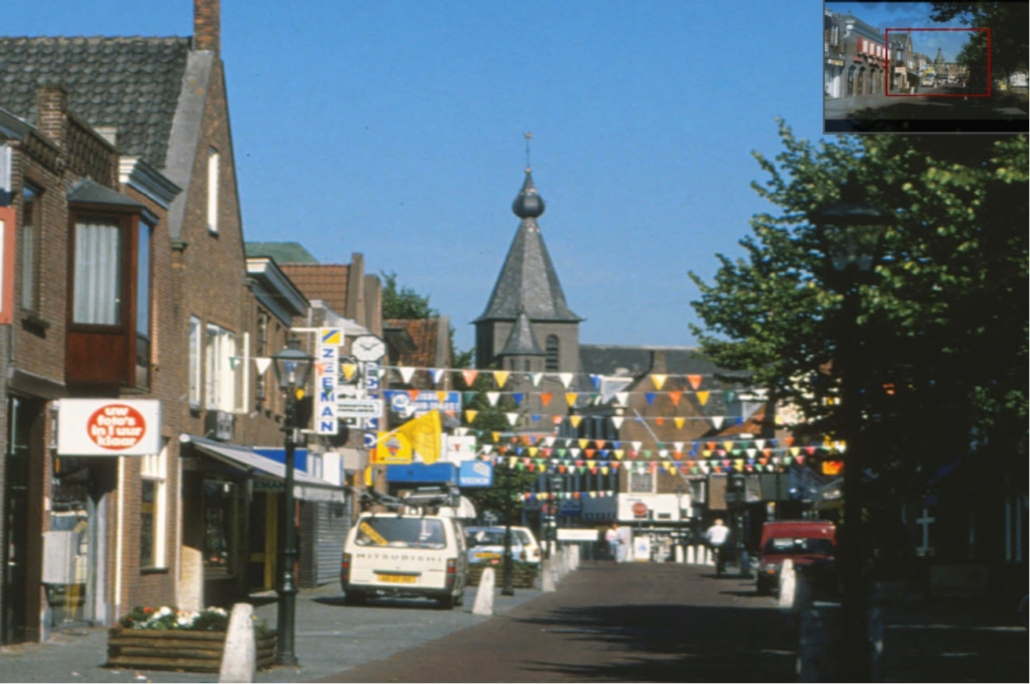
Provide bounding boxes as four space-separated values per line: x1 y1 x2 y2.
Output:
57 399 161 456
632 502 649 517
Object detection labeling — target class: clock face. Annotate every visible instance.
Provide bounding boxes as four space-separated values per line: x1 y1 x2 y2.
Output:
352 335 386 362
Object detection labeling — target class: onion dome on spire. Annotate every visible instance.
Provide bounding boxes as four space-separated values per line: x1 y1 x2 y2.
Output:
512 168 545 219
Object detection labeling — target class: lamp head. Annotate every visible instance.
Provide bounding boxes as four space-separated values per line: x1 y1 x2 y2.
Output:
272 336 314 393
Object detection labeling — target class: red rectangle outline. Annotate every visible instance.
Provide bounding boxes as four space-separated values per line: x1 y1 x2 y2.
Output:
0 206 15 325
884 27 990 97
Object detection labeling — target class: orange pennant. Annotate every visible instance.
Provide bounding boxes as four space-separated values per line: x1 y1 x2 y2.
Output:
686 374 702 390
407 389 421 401
462 370 478 385
540 393 553 407
668 390 683 406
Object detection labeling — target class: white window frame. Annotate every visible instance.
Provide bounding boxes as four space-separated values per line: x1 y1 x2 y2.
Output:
189 316 202 408
629 470 656 494
140 440 168 568
207 147 220 234
205 323 236 412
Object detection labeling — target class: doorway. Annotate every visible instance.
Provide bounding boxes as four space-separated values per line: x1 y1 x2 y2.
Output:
2 396 45 644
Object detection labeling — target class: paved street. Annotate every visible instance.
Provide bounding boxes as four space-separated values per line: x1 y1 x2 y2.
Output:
825 87 1028 120
318 563 797 682
0 562 1025 682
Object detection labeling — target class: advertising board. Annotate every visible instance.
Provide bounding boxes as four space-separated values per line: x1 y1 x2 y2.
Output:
57 399 161 456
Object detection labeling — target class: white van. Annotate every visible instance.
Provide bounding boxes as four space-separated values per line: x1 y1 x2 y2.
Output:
341 511 469 608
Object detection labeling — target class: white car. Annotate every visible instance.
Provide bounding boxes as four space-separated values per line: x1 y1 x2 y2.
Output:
511 526 542 565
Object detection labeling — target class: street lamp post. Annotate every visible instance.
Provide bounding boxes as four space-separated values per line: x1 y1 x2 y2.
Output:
271 337 314 667
549 473 563 558
810 173 893 682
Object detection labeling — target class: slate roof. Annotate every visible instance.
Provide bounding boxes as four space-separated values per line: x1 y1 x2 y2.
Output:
67 177 144 209
245 242 319 264
578 345 750 384
0 36 191 170
498 310 545 356
475 170 582 324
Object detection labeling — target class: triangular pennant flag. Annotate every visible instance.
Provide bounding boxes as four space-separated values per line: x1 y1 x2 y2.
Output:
686 374 702 390
552 415 564 425
578 439 590 449
512 392 525 407
615 392 629 406
429 368 445 385
645 392 656 406
254 357 273 375
651 374 667 390
709 416 724 430
668 390 683 406
674 417 685 429
462 370 479 386
493 370 510 388
613 450 624 460
696 391 710 406
464 409 478 423
397 367 416 383
341 363 358 381
558 373 574 389
540 392 553 407
486 392 500 407
531 373 543 387
437 391 448 404
725 391 736 403
565 392 579 406
407 389 421 402
229 356 243 371
569 415 582 428
610 416 624 430
506 413 519 427
655 417 665 426
632 441 642 451
590 374 602 390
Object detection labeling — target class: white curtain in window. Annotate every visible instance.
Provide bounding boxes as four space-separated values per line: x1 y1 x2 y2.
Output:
74 220 121 325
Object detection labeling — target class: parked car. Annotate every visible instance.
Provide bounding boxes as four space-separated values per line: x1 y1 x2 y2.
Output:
755 520 836 595
465 526 528 566
340 512 469 608
511 526 542 565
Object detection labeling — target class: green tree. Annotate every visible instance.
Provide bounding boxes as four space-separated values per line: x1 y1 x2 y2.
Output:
689 123 1028 503
930 2 1029 86
379 270 474 367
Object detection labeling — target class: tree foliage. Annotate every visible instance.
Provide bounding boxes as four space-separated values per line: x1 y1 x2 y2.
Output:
381 270 438 319
689 122 1028 499
930 2 1029 82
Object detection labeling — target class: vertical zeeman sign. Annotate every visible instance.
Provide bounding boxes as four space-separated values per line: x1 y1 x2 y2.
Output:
316 328 341 434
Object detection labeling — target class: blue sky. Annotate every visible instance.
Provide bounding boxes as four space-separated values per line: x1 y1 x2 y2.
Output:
6 1 838 353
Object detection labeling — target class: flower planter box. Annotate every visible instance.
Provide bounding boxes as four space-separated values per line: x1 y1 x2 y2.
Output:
106 628 276 673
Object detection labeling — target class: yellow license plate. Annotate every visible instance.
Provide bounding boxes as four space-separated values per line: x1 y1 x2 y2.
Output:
377 574 417 584
475 552 501 559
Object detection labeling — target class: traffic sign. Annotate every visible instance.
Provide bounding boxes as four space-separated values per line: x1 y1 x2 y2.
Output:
632 502 648 517
337 398 384 418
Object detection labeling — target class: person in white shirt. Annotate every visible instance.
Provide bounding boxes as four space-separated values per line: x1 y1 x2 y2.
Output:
704 519 731 574
605 523 622 561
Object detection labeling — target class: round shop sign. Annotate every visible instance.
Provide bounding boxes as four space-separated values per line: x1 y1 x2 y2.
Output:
87 404 147 451
632 502 648 517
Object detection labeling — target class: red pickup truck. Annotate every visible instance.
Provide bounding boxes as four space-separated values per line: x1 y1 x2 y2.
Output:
755 520 836 595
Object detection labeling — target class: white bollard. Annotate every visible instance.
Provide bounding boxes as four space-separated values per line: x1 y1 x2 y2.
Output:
473 567 496 615
675 545 684 563
219 603 256 683
686 545 696 564
778 558 796 609
542 559 556 592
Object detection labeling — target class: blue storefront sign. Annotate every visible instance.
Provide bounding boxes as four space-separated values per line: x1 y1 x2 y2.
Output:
386 462 458 484
458 461 493 488
385 390 461 417
253 447 308 472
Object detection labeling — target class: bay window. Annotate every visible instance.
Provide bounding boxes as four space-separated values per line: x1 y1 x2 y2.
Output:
66 181 149 388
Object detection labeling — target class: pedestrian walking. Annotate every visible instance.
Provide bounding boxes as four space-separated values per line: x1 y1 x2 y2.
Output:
704 519 730 575
605 523 622 562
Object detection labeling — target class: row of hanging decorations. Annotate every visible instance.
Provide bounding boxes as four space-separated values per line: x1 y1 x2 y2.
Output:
344 363 753 393
488 454 801 476
473 442 844 460
450 388 754 409
456 412 761 431
453 432 843 456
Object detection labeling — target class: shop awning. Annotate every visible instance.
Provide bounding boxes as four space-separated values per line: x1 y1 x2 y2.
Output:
184 435 347 502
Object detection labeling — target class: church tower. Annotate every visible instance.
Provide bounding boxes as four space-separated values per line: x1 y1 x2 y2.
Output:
474 168 583 372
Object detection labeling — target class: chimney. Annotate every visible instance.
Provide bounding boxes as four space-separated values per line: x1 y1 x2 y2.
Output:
36 84 69 146
649 349 668 375
194 0 220 53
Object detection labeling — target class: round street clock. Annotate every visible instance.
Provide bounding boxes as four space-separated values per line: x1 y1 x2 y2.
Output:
352 335 386 362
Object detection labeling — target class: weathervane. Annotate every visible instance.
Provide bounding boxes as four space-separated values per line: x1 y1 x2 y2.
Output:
524 131 532 171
